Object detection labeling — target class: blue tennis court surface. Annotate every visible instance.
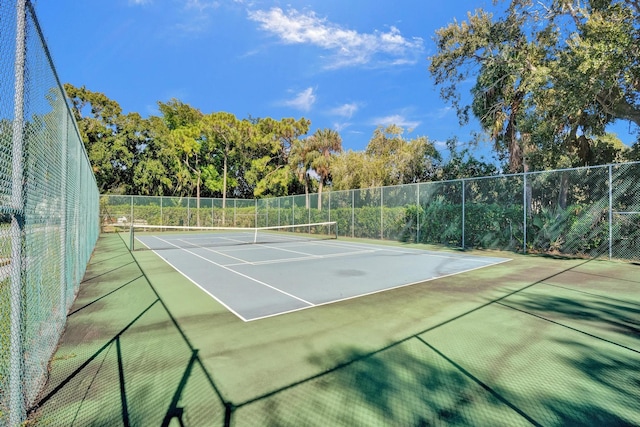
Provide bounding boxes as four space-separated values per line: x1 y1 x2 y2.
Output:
136 234 511 321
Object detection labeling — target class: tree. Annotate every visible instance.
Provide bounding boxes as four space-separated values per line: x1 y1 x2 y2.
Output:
308 129 343 209
330 150 369 190
200 112 255 215
131 115 174 196
429 0 639 172
289 138 315 208
65 84 133 193
249 117 311 197
365 125 440 185
437 138 498 180
331 125 439 189
158 101 203 199
158 98 203 131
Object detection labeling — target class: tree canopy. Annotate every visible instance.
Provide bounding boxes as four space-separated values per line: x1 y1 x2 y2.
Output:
429 0 639 172
66 0 640 202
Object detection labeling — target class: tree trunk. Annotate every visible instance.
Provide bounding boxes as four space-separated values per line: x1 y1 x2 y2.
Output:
558 172 569 210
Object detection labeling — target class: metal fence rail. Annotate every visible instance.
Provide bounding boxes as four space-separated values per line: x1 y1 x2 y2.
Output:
0 1 100 425
102 161 640 262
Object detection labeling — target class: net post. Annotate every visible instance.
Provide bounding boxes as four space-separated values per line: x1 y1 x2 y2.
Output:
130 224 135 251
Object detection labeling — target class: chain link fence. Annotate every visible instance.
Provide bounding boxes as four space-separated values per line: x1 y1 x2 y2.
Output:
0 1 100 425
102 162 640 263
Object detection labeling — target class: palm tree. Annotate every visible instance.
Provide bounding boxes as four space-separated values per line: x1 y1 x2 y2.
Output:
289 138 314 208
309 129 342 210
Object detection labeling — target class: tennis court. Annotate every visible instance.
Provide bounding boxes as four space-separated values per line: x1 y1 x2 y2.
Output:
29 232 640 426
132 225 510 321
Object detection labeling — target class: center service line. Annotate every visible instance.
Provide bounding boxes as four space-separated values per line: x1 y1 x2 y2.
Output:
151 235 314 306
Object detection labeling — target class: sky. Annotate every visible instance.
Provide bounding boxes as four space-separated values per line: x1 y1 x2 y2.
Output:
33 0 637 159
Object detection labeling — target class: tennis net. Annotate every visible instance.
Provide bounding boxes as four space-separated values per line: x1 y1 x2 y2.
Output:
122 221 338 251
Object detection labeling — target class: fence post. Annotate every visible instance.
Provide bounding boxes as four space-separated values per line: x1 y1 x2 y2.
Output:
416 184 420 244
523 173 527 254
130 195 134 249
60 112 68 316
461 180 465 249
380 187 384 240
351 190 355 238
609 165 613 260
9 1 27 424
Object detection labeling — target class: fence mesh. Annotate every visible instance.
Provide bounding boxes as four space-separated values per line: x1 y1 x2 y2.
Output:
103 162 640 264
0 1 100 425
98 166 640 426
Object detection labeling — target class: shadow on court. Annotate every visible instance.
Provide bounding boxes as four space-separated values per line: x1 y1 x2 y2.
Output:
28 234 229 426
28 234 640 426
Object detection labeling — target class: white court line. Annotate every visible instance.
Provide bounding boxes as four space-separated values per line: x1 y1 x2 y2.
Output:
176 238 328 265
176 238 252 264
150 235 315 306
245 257 513 322
151 252 250 322
257 243 321 258
223 249 377 267
306 239 507 263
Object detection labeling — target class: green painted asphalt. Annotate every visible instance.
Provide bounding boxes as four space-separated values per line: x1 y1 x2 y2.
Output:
29 233 640 426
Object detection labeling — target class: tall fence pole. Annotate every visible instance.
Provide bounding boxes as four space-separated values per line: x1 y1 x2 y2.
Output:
60 113 69 316
416 184 420 244
380 188 384 240
609 165 613 260
461 180 465 249
523 173 528 254
351 190 355 238
9 1 27 424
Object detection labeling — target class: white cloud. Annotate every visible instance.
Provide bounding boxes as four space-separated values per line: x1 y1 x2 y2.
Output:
283 87 316 111
333 121 351 132
185 0 220 12
330 102 359 118
248 8 424 69
128 0 151 4
431 106 453 119
433 140 448 149
372 114 421 130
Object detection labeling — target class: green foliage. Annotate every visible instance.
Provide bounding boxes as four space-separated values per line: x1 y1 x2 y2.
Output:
429 0 639 172
331 125 440 189
67 83 316 198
